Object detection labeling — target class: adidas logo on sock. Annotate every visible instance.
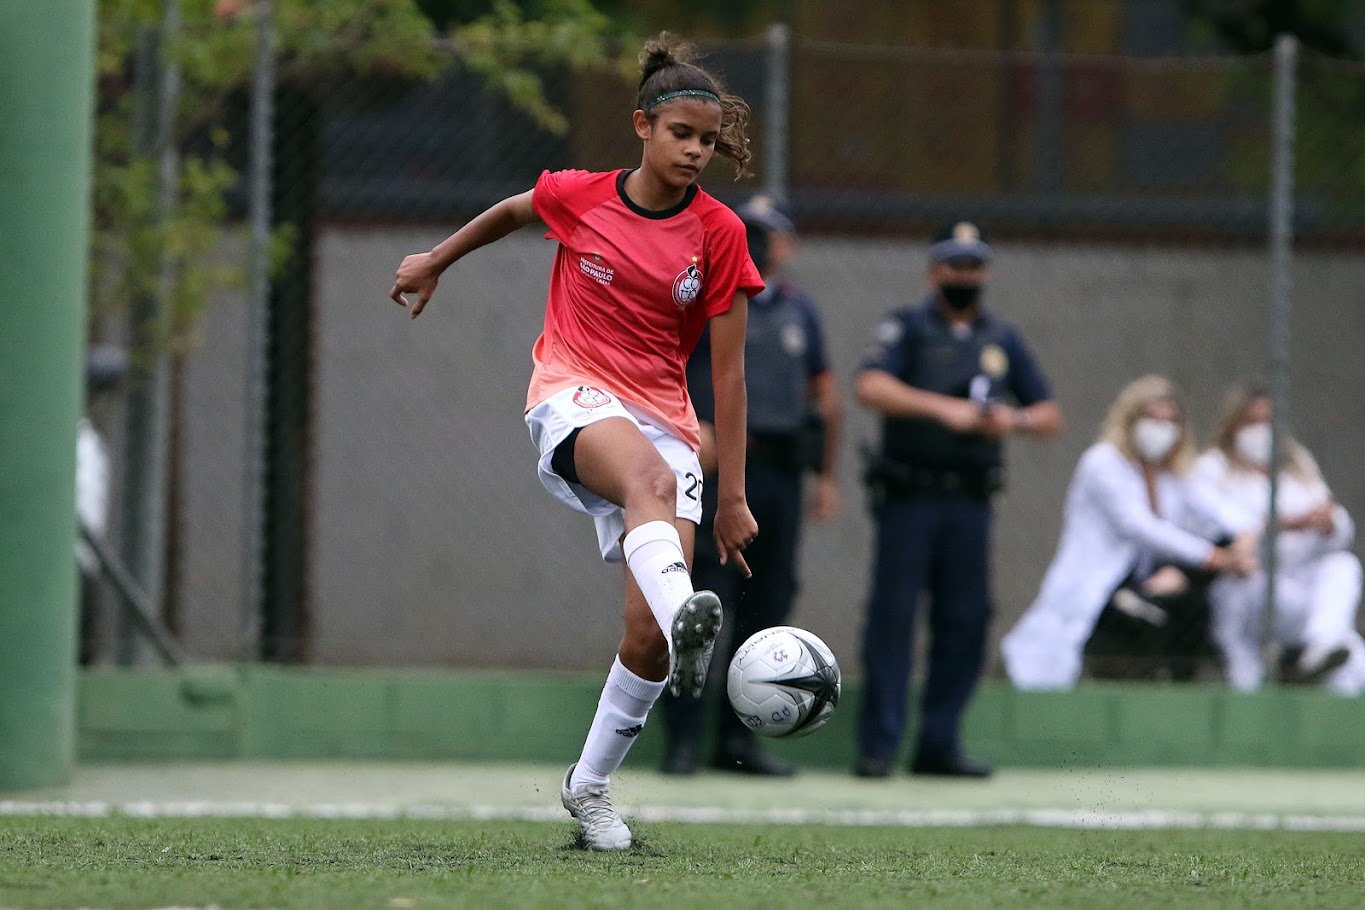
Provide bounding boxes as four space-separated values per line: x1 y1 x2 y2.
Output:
662 561 689 574
614 724 644 738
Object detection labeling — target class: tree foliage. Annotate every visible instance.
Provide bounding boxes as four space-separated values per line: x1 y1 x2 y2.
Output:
93 0 624 352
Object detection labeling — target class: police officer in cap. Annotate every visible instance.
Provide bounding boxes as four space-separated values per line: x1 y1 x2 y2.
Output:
661 195 843 776
854 221 1062 778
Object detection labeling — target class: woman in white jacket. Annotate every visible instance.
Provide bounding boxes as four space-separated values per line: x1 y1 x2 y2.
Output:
1001 376 1249 690
1191 383 1365 695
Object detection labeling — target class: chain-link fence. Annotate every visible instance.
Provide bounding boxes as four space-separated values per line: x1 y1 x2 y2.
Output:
84 19 1365 697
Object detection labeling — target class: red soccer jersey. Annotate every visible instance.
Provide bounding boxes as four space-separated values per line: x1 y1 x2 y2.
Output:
526 168 764 450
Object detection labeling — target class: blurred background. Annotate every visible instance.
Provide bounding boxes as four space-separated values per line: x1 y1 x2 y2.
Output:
82 0 1365 686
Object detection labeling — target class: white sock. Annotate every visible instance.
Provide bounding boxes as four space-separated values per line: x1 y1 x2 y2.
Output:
570 656 666 790
622 520 694 646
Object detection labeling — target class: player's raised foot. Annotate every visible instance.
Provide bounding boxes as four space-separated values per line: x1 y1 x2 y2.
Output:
561 763 631 851
668 590 723 698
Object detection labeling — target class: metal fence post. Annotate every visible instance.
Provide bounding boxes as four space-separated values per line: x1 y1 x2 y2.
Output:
764 22 790 203
242 0 275 661
1038 0 1064 195
119 0 181 664
1264 33 1298 661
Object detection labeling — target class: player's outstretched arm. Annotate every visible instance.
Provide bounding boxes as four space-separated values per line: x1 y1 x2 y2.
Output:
390 189 539 318
707 294 758 577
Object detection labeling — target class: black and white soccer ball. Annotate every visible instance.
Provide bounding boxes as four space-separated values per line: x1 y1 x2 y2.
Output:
727 625 841 738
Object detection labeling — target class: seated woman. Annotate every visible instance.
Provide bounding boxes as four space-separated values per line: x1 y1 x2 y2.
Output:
1191 382 1365 695
1001 375 1251 690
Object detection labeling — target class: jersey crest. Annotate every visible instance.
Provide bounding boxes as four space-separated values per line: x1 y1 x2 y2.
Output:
672 261 703 308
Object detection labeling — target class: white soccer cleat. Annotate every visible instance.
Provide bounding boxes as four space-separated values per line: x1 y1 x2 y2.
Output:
668 590 723 699
561 763 631 851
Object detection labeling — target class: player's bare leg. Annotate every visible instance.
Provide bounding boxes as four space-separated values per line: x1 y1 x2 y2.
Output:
573 417 721 689
563 419 720 848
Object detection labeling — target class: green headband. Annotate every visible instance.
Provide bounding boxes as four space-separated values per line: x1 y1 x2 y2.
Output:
645 89 721 110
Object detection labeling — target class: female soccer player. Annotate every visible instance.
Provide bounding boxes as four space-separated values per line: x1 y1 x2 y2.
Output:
389 33 762 851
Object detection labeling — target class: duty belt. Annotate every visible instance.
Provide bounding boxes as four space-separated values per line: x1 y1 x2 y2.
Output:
862 454 1003 500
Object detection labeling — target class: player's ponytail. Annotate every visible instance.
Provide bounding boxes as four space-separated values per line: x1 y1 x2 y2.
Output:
636 32 753 179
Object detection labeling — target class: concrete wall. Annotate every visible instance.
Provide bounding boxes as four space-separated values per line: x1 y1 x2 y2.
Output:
170 227 1365 673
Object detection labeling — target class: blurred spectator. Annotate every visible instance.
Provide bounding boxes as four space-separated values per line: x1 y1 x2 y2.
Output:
77 343 127 665
1192 382 1365 695
1001 375 1253 691
661 195 843 777
854 221 1062 779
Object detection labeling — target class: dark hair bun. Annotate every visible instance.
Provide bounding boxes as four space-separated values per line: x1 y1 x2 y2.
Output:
639 32 695 86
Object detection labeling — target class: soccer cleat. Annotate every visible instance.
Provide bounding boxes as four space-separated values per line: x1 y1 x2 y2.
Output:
668 590 723 698
561 763 631 851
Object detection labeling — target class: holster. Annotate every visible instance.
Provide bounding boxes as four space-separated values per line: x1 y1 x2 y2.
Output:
860 446 1004 508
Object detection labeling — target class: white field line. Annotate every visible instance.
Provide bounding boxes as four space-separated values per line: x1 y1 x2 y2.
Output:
3 800 1365 831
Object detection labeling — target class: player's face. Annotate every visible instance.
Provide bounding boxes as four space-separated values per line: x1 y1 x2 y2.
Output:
636 99 722 190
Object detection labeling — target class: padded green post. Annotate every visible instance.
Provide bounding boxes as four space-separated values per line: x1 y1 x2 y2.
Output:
0 1 97 790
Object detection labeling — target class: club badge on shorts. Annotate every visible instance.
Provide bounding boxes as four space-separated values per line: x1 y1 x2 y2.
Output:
572 386 611 409
672 258 703 307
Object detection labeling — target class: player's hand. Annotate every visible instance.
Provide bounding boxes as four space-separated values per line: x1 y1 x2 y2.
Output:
390 251 442 318
808 474 840 522
713 499 758 579
939 398 985 434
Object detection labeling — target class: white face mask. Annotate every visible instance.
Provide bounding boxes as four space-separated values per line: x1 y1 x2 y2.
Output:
1234 422 1272 467
1132 417 1180 463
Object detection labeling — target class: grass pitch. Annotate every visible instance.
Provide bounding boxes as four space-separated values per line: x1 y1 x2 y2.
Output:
2 816 1363 909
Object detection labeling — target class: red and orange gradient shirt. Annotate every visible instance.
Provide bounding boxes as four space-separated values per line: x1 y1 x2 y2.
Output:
526 168 764 450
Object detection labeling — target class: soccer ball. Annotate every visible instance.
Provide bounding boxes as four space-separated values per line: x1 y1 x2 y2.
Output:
727 626 841 738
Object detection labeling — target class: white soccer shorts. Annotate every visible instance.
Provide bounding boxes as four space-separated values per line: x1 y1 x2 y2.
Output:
525 384 703 562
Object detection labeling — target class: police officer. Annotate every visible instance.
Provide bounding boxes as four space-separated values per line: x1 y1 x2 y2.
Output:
854 221 1062 779
661 196 843 776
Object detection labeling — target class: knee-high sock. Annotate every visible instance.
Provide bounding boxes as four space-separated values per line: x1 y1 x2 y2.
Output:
571 656 667 790
623 520 695 646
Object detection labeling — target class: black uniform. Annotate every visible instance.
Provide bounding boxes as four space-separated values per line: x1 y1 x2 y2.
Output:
662 279 830 770
857 296 1052 772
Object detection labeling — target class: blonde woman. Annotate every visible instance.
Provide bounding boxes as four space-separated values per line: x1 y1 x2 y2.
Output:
1002 376 1251 690
1191 383 1365 695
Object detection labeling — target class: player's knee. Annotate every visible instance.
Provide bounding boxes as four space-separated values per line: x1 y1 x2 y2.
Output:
630 461 677 512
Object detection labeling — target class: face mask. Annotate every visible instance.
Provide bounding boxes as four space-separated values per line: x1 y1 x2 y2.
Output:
939 283 981 311
1234 422 1272 467
1132 417 1180 463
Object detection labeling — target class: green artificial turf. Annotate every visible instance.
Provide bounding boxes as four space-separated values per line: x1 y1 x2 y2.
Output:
1 816 1362 909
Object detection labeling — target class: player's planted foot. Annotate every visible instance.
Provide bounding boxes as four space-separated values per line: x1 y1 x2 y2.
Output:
668 591 723 698
561 763 631 851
